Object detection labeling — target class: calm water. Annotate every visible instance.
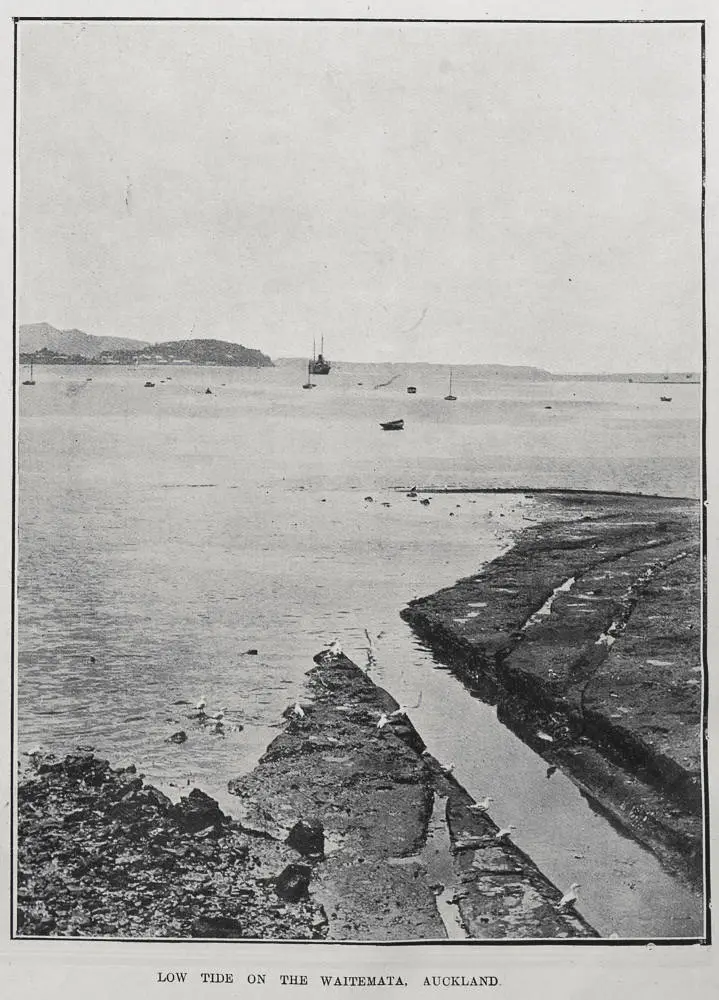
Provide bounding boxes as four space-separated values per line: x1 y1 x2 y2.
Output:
17 361 703 938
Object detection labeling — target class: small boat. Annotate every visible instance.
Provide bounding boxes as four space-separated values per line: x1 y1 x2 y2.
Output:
205 387 213 394
22 361 36 386
660 396 672 402
302 360 316 389
407 386 417 394
444 369 457 401
309 336 331 375
380 419 404 431
144 381 155 388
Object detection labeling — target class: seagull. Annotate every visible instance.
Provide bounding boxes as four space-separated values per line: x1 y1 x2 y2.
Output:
195 695 207 715
293 702 305 719
389 691 423 718
376 713 390 730
328 639 343 657
441 761 455 775
557 883 581 910
469 796 493 812
494 825 516 842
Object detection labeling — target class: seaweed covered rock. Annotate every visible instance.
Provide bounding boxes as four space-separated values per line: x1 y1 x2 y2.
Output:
17 753 328 940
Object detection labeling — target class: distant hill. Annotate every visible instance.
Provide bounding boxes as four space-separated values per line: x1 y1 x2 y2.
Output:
19 323 148 358
19 325 275 367
103 339 274 367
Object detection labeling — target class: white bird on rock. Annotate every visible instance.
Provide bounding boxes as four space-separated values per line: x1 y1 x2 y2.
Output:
376 713 390 730
389 691 423 718
494 825 516 842
557 883 581 910
469 796 493 813
195 695 207 715
328 639 343 657
441 761 455 776
293 702 305 719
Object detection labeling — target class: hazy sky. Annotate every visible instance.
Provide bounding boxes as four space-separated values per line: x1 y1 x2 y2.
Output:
18 20 702 371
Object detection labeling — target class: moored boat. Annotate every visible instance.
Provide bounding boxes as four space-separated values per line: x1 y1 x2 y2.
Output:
302 360 316 389
444 369 457 401
309 336 331 375
380 419 404 431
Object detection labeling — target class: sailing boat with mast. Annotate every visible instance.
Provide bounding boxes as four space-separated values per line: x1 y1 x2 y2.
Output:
444 368 457 401
309 336 331 375
302 359 316 390
22 360 36 386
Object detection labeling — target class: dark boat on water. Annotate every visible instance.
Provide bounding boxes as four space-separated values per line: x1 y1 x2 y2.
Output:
144 381 155 388
380 419 404 431
407 386 417 394
660 396 672 402
444 369 457 401
309 336 331 375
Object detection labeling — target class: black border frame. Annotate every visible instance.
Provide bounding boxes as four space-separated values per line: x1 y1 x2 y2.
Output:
9 15 710 948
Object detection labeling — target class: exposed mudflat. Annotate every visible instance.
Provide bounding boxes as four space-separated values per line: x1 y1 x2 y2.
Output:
401 492 703 886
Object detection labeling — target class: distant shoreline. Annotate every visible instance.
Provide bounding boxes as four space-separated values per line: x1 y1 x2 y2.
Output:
18 356 700 384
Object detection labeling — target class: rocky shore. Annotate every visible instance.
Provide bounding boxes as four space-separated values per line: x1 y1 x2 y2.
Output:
401 492 703 886
17 753 326 938
17 651 597 940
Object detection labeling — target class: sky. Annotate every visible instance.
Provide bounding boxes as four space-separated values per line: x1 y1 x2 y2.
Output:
17 20 703 372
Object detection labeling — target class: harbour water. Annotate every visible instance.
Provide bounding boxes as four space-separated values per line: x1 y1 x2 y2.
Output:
17 361 703 939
